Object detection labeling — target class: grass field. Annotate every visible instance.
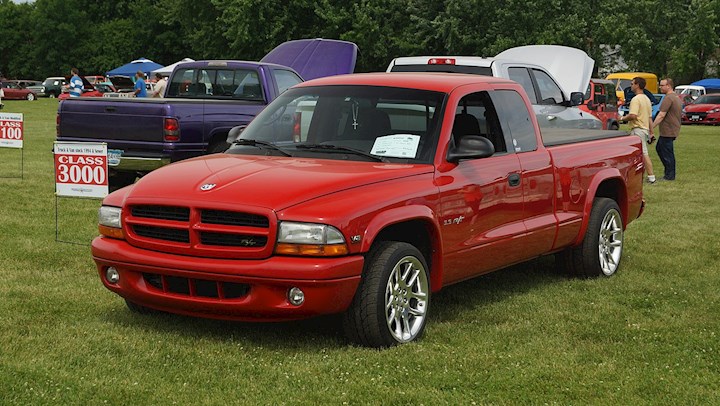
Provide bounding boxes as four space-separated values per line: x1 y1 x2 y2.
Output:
1 98 719 404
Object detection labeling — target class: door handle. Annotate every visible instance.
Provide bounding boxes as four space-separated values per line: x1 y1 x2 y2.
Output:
508 173 521 187
547 115 557 121
105 106 116 112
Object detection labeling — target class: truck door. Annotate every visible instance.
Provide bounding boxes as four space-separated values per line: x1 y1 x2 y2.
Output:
438 90 526 284
490 89 556 256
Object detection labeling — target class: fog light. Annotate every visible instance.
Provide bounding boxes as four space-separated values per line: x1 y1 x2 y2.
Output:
287 287 305 306
106 267 120 284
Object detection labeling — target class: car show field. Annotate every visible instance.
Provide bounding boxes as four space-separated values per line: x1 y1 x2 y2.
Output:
0 98 719 404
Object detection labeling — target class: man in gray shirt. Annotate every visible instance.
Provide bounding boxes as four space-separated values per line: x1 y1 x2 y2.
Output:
651 78 682 181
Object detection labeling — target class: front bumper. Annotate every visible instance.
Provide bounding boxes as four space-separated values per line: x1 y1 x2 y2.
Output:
92 237 364 321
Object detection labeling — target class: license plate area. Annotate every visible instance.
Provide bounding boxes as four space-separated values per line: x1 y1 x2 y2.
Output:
108 149 123 166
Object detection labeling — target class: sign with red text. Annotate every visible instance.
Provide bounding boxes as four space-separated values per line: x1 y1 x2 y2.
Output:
0 113 23 149
54 142 108 198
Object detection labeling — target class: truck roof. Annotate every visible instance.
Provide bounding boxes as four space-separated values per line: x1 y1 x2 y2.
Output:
296 72 516 92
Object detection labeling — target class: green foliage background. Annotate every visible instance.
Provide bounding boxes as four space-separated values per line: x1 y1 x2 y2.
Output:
1 0 719 82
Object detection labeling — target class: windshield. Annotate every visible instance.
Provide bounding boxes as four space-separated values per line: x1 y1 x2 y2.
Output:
694 95 720 104
226 85 446 164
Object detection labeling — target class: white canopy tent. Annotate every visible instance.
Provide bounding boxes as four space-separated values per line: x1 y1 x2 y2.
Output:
151 58 195 77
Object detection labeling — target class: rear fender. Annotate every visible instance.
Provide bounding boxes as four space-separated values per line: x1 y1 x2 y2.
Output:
572 168 627 246
361 205 445 291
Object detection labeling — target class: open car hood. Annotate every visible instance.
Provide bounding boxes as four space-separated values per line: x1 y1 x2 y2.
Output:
496 45 594 97
260 38 357 81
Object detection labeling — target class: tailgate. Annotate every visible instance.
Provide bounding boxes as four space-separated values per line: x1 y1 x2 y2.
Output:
58 98 170 142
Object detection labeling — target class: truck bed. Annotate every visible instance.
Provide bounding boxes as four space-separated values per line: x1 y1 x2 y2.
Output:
541 128 630 147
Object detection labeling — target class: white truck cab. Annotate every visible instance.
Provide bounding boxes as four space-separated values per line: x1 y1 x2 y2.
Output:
387 45 602 130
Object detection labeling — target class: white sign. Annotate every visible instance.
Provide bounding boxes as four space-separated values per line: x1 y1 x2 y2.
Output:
54 142 108 198
371 134 421 158
0 113 24 149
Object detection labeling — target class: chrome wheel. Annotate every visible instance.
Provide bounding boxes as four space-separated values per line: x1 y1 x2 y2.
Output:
27 93 36 101
385 255 429 343
598 208 623 276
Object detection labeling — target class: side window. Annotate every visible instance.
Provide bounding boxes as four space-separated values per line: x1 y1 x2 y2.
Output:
531 69 563 105
453 91 508 154
490 90 537 152
508 67 537 104
274 69 303 94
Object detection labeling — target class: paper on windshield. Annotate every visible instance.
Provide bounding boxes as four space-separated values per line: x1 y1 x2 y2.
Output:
371 134 420 158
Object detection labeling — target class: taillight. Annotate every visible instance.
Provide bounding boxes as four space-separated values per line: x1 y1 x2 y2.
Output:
293 112 301 142
428 58 456 65
163 118 179 142
56 113 60 137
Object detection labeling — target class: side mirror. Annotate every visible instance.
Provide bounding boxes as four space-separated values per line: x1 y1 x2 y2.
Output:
447 135 495 163
569 92 584 106
226 125 247 144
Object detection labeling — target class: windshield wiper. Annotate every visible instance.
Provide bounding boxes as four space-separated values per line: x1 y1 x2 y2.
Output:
232 139 292 157
295 144 387 162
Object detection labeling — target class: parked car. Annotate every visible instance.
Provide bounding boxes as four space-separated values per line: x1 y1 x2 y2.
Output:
387 45 602 130
7 79 42 89
618 93 664 121
57 38 358 189
84 75 106 85
58 76 114 100
0 81 37 100
682 94 720 125
580 78 620 130
91 72 645 347
606 72 658 102
27 76 68 98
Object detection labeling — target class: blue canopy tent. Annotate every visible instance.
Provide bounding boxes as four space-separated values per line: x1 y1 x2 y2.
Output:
106 58 163 78
691 78 720 91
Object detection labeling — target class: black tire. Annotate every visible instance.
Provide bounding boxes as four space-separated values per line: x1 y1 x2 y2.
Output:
109 170 137 192
610 122 619 130
207 138 230 154
49 92 57 98
342 241 430 348
125 299 160 315
557 197 624 278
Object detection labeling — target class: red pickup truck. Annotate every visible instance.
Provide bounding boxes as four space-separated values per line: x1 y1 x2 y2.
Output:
92 73 645 347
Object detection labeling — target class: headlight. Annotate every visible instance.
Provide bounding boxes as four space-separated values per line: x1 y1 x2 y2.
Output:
709 108 719 114
275 221 348 256
98 206 124 239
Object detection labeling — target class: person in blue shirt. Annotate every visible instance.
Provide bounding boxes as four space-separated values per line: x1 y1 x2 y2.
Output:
133 71 147 97
68 68 83 98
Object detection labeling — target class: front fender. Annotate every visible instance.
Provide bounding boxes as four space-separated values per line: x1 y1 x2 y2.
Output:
360 205 445 291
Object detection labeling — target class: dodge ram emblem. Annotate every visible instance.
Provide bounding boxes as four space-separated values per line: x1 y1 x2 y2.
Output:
200 183 216 191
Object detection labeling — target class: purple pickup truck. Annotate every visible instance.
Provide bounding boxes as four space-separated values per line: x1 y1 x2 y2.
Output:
56 39 357 189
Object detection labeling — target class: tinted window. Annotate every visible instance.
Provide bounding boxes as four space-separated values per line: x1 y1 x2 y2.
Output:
490 90 537 152
166 68 263 101
274 69 302 94
508 67 537 104
453 92 508 154
531 69 563 105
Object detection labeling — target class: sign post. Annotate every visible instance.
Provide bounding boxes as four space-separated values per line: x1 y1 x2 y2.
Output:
0 112 24 178
53 142 109 244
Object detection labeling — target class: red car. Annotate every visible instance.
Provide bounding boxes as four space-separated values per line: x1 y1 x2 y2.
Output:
0 81 37 100
59 76 116 100
682 94 720 125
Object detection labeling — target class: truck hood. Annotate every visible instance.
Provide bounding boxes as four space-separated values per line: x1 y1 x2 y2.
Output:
496 45 594 96
260 38 357 81
127 154 431 210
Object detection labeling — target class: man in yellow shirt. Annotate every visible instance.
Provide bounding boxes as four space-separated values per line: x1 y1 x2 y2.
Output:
620 76 656 183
